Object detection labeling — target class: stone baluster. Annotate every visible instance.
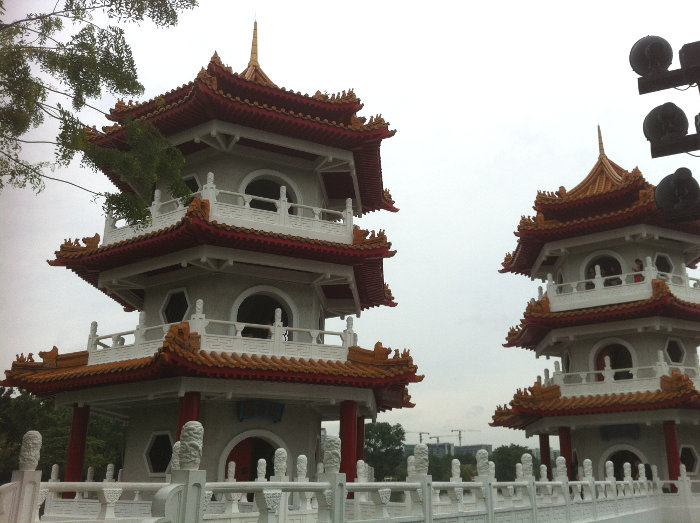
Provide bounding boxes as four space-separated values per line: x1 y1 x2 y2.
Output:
582 459 595 502
538 464 552 499
546 273 555 295
201 172 218 203
87 321 98 352
104 463 115 482
342 316 356 349
552 361 563 386
645 256 655 281
133 311 146 347
151 189 162 217
603 355 614 382
317 436 346 523
538 285 544 300
551 456 569 509
83 466 94 499
594 264 603 289
273 308 284 353
681 262 689 286
97 485 123 519
656 350 670 377
604 460 616 499
223 461 243 514
243 194 252 208
293 455 312 511
8 431 43 523
622 462 633 497
543 368 550 386
270 448 289 520
103 208 116 239
279 185 289 226
344 198 354 234
638 463 648 495
356 460 369 501
520 454 536 513
189 299 209 339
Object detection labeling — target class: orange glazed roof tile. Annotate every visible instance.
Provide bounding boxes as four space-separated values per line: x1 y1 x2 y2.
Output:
4 323 423 411
505 280 700 349
491 370 700 430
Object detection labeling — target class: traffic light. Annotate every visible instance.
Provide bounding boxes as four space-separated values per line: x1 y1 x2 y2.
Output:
630 36 700 158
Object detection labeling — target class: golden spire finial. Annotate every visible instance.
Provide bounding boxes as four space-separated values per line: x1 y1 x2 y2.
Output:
248 21 259 67
598 124 606 159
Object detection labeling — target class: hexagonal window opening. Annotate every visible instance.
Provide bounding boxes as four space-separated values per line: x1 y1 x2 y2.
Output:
665 339 685 364
680 446 698 475
147 433 173 474
163 290 190 323
654 254 673 274
183 176 200 193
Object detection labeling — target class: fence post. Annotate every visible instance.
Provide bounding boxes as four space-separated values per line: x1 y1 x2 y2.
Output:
317 436 345 523
6 431 43 523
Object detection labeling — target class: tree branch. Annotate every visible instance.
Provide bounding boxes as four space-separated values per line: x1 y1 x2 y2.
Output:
2 3 114 30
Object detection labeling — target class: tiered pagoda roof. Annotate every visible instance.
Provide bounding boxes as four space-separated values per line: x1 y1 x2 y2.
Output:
88 23 397 215
4 322 423 412
505 279 700 350
491 369 700 430
501 134 700 276
49 198 397 312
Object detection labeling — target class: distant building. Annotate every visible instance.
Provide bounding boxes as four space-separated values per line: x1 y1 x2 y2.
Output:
455 444 493 456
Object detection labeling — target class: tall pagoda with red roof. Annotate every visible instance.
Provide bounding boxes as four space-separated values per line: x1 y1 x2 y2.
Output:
492 130 700 481
4 23 422 485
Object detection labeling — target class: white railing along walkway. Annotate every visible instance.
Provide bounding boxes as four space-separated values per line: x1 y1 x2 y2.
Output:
102 172 354 246
545 256 700 312
86 301 357 365
5 427 700 523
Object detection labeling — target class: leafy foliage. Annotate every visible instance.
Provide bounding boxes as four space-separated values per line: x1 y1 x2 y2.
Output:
0 387 125 483
0 0 197 224
491 444 539 481
364 422 406 480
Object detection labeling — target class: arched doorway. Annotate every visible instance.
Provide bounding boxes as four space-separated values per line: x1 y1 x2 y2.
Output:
606 449 643 481
595 343 633 380
245 178 296 213
225 437 276 482
237 294 290 339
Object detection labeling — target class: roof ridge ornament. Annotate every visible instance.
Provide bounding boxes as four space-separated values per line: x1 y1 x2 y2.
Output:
598 124 606 159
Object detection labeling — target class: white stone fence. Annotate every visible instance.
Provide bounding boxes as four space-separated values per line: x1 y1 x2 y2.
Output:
2 426 700 523
535 351 700 398
87 303 357 365
545 256 700 312
102 172 354 246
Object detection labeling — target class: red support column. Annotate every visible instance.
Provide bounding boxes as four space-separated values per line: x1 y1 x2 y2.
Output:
64 404 90 498
356 416 365 461
339 400 358 481
539 433 552 480
558 426 573 479
176 391 201 440
664 420 681 481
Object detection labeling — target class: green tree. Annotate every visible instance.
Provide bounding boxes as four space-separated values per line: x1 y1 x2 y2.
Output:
364 422 405 481
0 0 197 224
0 387 125 482
491 444 539 481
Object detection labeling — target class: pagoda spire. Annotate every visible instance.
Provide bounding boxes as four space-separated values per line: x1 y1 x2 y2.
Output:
249 20 259 67
598 125 606 159
239 21 278 88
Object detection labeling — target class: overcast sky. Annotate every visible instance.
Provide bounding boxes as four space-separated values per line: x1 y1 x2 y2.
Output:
2 1 700 450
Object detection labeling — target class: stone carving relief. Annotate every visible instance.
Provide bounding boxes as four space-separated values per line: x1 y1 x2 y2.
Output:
179 421 203 470
18 431 41 471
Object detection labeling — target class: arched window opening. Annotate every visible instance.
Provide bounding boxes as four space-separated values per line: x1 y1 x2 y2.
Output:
237 294 289 339
183 176 200 193
562 352 571 373
606 449 643 481
245 179 295 213
595 343 633 380
586 255 622 287
680 446 698 475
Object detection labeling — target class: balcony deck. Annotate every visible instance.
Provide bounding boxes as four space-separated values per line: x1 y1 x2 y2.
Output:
87 304 356 366
546 264 700 312
102 172 354 247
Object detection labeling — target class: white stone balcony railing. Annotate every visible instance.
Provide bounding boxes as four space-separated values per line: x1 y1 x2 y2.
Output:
102 172 354 246
545 256 700 312
86 300 357 365
543 351 700 398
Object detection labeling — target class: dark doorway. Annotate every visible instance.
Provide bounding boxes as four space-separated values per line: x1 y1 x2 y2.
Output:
237 294 289 339
607 449 642 481
595 344 633 380
226 437 276 482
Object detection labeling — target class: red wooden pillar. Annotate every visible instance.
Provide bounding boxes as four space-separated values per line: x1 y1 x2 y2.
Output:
558 426 573 479
664 420 681 480
339 400 358 481
64 404 90 498
176 391 201 440
356 416 365 461
539 433 552 479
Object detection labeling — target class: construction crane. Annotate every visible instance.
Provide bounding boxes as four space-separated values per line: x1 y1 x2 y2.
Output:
428 434 454 445
406 431 430 443
451 428 480 447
